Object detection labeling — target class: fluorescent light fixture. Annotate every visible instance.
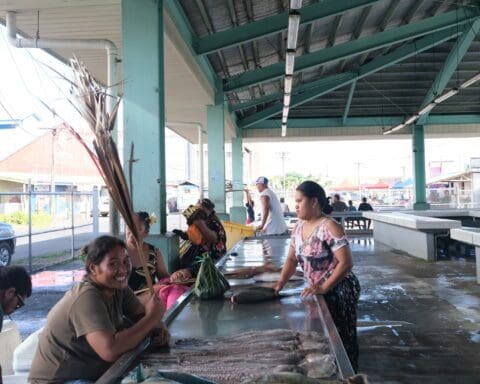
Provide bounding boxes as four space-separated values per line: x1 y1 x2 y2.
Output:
290 0 302 9
284 93 291 106
418 103 436 115
282 105 289 117
282 115 288 124
383 123 405 135
284 75 293 94
281 123 287 137
434 88 459 103
460 72 480 89
285 49 296 75
405 114 419 125
287 13 300 50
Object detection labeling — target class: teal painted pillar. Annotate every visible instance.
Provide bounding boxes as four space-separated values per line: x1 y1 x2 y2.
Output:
122 0 176 270
412 124 430 210
232 137 243 206
207 103 226 215
230 136 246 223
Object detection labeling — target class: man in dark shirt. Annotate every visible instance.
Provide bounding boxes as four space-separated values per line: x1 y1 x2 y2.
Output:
332 194 348 211
358 197 374 229
0 266 32 383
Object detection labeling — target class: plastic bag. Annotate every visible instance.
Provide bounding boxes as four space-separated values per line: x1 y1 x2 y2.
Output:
194 253 230 300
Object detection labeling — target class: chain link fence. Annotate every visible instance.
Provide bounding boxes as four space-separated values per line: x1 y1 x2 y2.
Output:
0 186 100 272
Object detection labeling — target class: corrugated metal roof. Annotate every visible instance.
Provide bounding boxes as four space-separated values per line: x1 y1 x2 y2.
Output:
0 0 479 139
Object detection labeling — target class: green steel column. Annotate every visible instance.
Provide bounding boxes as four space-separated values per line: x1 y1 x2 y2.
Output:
412 124 430 210
232 137 244 206
122 0 167 233
207 104 226 215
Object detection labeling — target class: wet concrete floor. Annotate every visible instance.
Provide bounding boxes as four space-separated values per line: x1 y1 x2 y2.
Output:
9 237 480 383
351 237 480 384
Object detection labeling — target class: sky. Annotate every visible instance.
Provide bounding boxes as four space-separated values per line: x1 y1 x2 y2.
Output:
1 24 479 186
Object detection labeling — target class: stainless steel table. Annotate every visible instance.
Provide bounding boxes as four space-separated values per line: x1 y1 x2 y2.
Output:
97 237 354 383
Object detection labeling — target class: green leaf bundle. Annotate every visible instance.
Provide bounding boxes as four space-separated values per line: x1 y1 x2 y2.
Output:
194 253 230 300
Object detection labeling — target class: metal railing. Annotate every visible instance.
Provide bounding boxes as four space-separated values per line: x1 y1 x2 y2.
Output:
0 186 99 272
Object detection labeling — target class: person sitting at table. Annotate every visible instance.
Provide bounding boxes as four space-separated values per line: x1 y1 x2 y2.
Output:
171 198 227 282
28 235 169 384
274 181 361 371
358 197 374 229
126 211 188 309
346 200 357 229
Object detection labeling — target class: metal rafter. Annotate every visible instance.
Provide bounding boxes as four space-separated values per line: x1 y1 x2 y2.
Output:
238 26 463 127
342 80 357 125
417 18 480 124
226 0 254 108
403 0 426 24
194 0 384 55
359 0 402 65
243 0 266 99
428 0 448 16
318 14 343 77
224 7 480 92
380 0 427 57
249 115 480 128
337 5 372 72
194 0 230 78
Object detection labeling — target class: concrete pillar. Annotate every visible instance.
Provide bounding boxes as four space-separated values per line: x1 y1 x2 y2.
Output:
207 103 226 214
230 137 246 223
232 137 243 206
412 124 430 210
122 0 167 233
122 0 175 264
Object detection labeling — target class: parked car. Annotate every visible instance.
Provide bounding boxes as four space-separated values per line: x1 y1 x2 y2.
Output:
0 221 16 266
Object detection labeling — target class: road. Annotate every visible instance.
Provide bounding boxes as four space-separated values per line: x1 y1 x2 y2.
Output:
12 217 109 262
11 214 187 263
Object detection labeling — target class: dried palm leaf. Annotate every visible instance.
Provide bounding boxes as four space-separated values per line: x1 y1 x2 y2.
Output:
67 57 153 292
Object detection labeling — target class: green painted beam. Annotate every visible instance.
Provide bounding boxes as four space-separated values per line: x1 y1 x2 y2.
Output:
164 0 220 92
342 80 357 125
249 115 480 129
194 0 382 55
417 18 480 124
224 7 480 92
238 26 461 128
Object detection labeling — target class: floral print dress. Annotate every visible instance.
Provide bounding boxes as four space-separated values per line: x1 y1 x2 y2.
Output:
292 218 361 371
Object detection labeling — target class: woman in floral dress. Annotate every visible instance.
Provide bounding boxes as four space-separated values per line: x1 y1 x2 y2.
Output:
274 181 361 371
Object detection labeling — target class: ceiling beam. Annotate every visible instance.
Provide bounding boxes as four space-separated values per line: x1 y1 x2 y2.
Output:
342 80 357 125
194 0 383 55
164 0 220 92
250 114 480 129
224 6 480 92
238 26 463 128
417 18 480 124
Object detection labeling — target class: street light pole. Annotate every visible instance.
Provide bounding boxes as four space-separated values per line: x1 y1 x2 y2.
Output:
277 151 290 198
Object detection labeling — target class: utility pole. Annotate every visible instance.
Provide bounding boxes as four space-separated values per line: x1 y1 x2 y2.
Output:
353 161 363 198
277 151 290 198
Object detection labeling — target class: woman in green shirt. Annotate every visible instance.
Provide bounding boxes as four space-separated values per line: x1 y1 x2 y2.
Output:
29 235 168 384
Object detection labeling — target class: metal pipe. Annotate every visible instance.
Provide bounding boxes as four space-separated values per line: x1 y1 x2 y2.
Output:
7 10 120 234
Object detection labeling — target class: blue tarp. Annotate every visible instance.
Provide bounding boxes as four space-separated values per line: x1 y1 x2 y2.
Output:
392 178 413 189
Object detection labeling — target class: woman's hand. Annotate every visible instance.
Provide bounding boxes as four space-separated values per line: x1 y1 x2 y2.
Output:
144 293 165 322
170 268 192 283
273 281 284 295
300 283 328 298
151 324 170 347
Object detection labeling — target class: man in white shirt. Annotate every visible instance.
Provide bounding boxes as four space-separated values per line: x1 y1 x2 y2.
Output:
255 177 288 235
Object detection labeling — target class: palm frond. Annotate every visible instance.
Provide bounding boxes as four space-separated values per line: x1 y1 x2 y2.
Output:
68 57 153 292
